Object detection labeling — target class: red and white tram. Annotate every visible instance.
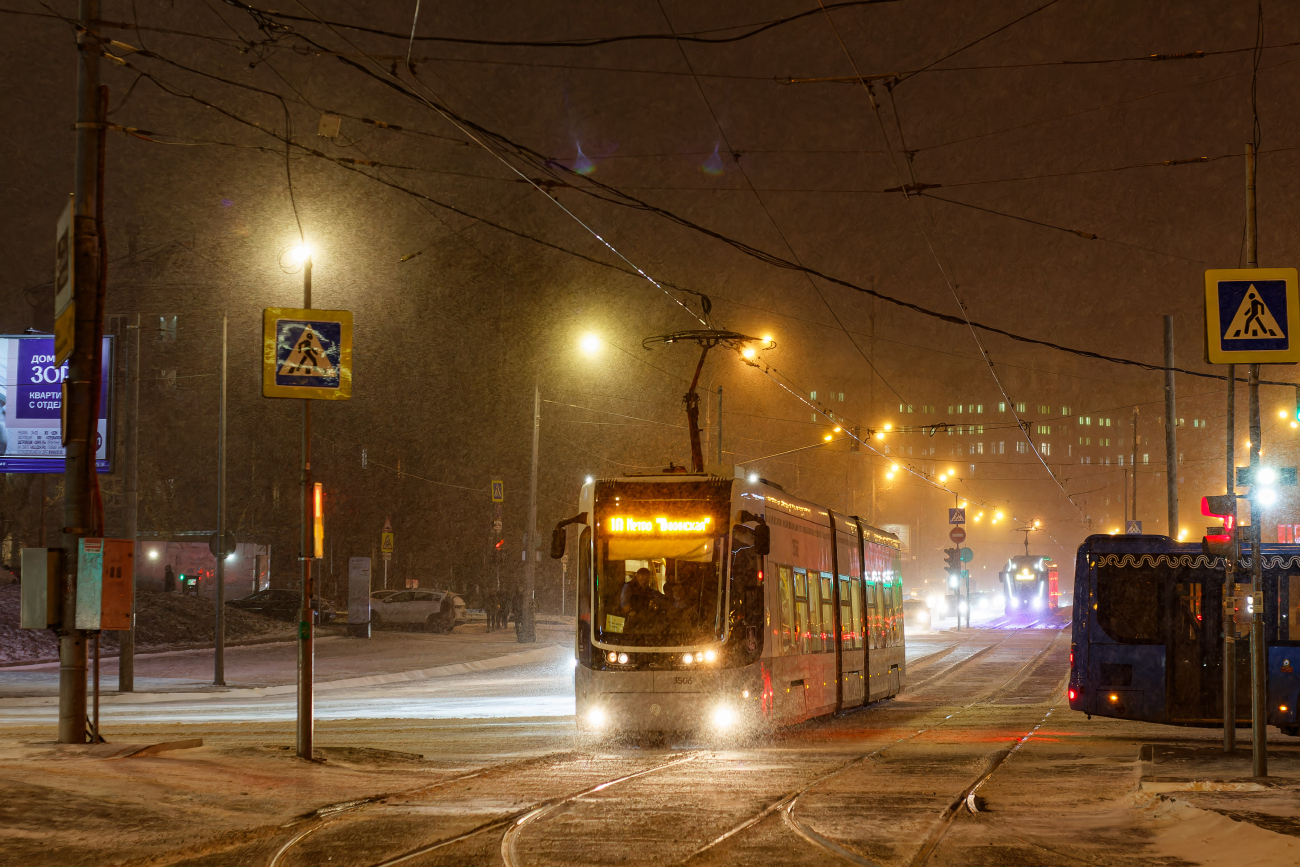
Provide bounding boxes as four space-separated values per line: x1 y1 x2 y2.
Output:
552 472 905 734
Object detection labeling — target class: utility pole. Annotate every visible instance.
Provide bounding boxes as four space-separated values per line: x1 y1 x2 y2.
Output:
1224 362 1237 752
715 386 723 465
520 384 539 643
1130 407 1139 519
120 314 140 692
214 314 227 686
297 256 314 760
1163 316 1178 537
1245 141 1267 778
60 0 104 744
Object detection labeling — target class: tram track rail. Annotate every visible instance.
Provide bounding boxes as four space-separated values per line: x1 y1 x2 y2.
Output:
683 623 1066 866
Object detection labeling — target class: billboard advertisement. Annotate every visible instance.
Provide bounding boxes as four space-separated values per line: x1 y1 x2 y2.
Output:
0 334 113 473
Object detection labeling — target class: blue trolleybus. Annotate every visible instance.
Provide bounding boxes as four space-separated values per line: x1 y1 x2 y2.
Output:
551 473 905 735
1068 533 1300 736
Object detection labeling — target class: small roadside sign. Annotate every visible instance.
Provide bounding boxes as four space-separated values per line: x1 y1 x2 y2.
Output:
381 517 394 554
948 508 966 525
1125 520 1143 534
491 479 504 502
1204 268 1300 364
54 196 74 365
949 525 966 545
959 547 973 563
262 308 353 399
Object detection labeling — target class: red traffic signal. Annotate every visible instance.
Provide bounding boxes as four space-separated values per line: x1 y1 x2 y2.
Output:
494 539 505 550
1201 494 1237 558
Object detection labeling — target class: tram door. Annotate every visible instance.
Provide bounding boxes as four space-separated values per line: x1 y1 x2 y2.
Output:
1166 573 1251 723
1167 574 1215 722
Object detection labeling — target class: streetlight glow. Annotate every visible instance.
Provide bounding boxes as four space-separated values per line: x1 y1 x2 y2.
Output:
584 475 594 484
761 334 774 345
823 434 833 442
875 431 885 440
741 346 756 359
883 423 892 431
286 243 313 266
579 333 602 356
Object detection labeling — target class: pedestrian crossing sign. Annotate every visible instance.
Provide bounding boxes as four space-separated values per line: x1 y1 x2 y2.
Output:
1205 268 1300 364
263 307 353 399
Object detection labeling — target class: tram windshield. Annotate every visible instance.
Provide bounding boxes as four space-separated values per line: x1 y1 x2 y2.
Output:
592 482 730 647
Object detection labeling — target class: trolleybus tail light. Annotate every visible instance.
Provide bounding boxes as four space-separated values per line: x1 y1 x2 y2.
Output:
1281 704 1289 713
1068 687 1077 702
1109 693 1119 703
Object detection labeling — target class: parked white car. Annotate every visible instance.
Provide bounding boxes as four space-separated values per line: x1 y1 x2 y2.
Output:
370 589 466 632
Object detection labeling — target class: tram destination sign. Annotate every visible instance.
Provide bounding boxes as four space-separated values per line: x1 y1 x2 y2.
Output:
607 516 714 534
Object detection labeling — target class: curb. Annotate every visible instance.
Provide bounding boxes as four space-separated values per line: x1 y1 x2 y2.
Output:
0 644 569 708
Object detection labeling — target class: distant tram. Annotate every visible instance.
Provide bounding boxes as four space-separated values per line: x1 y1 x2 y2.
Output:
551 473 905 734
1069 534 1299 736
1000 555 1060 616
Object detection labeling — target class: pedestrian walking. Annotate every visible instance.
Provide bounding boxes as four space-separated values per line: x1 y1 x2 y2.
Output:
164 564 176 593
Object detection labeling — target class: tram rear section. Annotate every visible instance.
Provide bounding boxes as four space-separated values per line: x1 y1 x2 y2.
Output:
552 472 906 735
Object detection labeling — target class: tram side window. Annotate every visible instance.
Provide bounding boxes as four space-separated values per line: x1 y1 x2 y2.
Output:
892 580 904 644
820 573 835 652
850 579 864 649
808 572 824 652
778 565 796 654
839 578 854 646
1096 567 1162 644
794 568 812 653
1290 576 1300 641
865 580 878 649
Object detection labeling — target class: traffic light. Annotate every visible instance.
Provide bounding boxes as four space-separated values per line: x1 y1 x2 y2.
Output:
1201 494 1237 559
943 547 961 589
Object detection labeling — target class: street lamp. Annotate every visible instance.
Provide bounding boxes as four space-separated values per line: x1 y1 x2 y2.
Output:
520 332 605 644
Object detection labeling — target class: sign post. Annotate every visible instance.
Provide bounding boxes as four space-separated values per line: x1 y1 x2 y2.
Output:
1204 259 1299 777
262 301 353 762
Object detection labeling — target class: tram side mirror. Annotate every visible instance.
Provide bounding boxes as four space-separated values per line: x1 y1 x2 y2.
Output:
550 512 588 560
738 510 771 556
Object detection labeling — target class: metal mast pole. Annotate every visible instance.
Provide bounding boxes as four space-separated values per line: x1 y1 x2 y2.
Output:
1130 407 1139 519
520 383 539 643
715 386 723 465
1224 363 1236 752
214 314 227 686
120 314 139 692
1163 316 1178 539
297 257 314 759
60 0 103 744
1245 141 1267 778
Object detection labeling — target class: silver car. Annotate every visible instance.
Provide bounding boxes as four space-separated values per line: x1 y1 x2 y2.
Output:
371 589 466 632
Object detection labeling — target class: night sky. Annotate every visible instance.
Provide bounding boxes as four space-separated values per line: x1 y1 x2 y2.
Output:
3 0 1297 600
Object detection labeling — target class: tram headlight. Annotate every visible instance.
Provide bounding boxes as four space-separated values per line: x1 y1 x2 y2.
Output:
711 705 738 730
1032 598 1044 611
1011 598 1020 609
618 653 629 664
586 706 607 729
607 651 618 663
703 649 717 663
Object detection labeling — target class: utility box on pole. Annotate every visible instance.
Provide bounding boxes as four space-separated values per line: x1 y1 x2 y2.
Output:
75 538 133 631
20 548 63 629
348 557 372 639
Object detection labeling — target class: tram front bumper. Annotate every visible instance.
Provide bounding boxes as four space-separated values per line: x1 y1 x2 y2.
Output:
576 667 756 734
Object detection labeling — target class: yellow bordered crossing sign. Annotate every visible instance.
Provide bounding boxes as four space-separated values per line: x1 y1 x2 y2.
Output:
263 308 353 399
1204 268 1300 364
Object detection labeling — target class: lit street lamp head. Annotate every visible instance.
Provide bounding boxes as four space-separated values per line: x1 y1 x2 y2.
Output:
579 333 602 356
